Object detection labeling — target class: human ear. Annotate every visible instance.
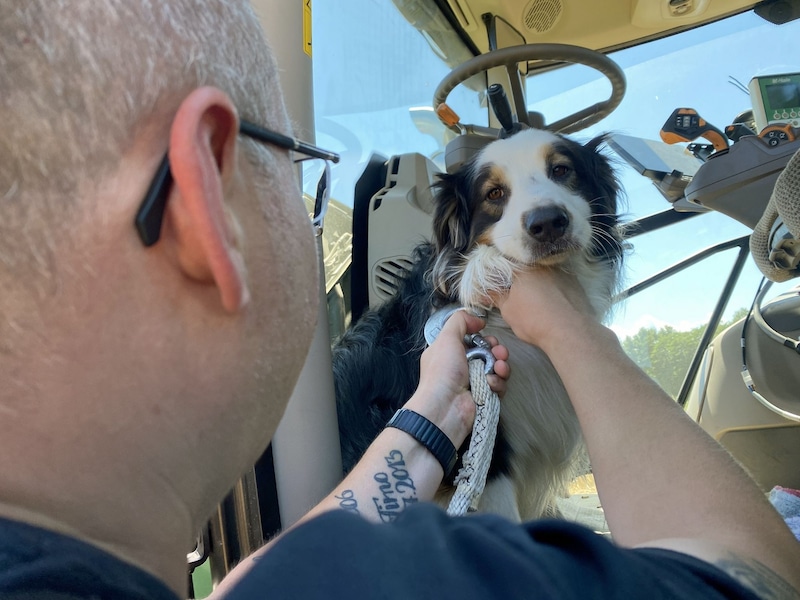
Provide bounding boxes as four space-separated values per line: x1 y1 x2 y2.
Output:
164 86 249 313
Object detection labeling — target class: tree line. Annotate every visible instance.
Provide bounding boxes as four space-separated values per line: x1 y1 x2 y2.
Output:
621 308 749 399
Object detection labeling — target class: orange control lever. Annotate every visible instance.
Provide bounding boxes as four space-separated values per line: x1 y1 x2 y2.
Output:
435 103 461 127
660 108 729 152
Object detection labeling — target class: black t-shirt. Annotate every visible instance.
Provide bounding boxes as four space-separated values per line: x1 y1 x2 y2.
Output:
0 505 759 599
229 505 759 600
0 517 178 599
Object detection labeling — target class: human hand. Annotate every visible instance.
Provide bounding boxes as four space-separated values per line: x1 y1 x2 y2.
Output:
406 311 509 448
490 268 598 349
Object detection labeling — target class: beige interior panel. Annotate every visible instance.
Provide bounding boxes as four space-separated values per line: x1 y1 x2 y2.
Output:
686 312 800 492
444 0 760 56
719 425 800 490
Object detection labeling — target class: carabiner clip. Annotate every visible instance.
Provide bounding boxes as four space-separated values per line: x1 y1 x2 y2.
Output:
465 333 496 375
424 305 495 375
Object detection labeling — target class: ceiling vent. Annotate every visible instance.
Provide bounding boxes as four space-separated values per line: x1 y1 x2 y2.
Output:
631 0 711 27
522 0 563 34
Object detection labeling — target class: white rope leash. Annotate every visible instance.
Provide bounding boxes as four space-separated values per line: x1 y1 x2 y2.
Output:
446 358 501 516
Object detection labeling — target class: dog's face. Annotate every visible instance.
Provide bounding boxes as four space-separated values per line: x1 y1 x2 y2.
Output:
431 129 622 310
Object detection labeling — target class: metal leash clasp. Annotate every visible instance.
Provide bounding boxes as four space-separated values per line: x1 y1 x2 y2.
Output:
464 333 495 375
424 305 495 375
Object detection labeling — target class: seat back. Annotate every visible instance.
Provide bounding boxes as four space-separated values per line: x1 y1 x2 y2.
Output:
361 153 440 310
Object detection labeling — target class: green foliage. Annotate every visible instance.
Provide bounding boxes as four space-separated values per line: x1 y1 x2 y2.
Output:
621 307 749 399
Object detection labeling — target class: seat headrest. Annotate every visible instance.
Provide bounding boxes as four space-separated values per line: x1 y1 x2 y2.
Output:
750 148 800 282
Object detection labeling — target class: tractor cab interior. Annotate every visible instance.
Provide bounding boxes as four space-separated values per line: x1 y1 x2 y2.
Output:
188 1 800 595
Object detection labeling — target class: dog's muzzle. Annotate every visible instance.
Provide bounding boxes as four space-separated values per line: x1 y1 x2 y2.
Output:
524 206 570 243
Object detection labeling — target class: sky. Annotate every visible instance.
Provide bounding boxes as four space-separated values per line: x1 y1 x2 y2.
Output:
310 2 800 340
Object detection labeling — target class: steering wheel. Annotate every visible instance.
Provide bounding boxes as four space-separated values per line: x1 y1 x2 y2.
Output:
433 44 626 135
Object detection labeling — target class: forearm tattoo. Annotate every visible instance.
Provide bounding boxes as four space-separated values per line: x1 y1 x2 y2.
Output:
334 489 360 515
715 554 799 599
373 449 418 522
335 450 419 522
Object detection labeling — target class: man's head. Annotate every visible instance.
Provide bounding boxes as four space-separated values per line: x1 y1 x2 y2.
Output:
0 1 285 278
0 0 319 589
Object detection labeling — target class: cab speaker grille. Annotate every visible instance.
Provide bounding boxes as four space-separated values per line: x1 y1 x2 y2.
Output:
523 0 563 33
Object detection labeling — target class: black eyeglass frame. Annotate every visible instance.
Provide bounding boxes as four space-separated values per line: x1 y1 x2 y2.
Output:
134 119 340 247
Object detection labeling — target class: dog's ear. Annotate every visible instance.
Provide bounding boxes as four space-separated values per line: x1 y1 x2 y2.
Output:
431 169 472 254
584 134 624 262
429 167 474 304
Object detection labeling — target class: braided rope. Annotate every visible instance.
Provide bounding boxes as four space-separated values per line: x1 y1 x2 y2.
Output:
446 359 501 516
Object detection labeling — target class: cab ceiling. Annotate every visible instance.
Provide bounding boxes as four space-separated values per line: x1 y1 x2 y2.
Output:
441 0 760 55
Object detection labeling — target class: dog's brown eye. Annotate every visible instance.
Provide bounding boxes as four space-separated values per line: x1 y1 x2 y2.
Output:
551 164 571 178
486 187 504 201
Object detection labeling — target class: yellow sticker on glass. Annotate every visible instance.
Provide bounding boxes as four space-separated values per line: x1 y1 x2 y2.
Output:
303 0 312 57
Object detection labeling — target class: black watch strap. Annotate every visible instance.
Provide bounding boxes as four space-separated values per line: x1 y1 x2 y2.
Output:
386 409 458 477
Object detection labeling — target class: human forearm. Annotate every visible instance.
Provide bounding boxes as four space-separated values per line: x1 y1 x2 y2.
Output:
495 269 800 593
210 397 464 597
209 421 451 598
534 319 800 592
301 423 450 524
210 312 509 598
540 325 763 537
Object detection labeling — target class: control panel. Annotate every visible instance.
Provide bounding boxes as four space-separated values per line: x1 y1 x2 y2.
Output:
749 72 800 131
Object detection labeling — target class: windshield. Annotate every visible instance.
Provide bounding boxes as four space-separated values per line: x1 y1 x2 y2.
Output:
529 12 799 385
311 1 486 203
312 4 800 398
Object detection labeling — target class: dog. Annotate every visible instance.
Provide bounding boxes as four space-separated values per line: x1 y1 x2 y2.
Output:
334 128 624 521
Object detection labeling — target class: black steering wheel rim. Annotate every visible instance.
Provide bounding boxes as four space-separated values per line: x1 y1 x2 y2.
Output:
433 43 626 135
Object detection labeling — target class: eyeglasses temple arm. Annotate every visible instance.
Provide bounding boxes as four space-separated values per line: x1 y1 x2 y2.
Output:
239 121 340 163
134 155 172 247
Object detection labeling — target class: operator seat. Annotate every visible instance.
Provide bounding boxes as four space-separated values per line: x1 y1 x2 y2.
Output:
349 130 497 316
349 152 442 315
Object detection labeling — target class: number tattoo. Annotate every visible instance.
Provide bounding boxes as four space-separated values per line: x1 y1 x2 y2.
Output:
372 450 418 523
335 489 360 515
334 450 421 523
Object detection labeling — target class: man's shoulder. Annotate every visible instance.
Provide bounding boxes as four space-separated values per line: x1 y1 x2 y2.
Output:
0 517 178 600
236 504 760 599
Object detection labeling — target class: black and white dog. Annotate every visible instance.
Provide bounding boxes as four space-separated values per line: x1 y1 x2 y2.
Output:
334 128 624 520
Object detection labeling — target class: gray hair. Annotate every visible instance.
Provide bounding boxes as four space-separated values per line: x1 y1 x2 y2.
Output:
0 0 285 279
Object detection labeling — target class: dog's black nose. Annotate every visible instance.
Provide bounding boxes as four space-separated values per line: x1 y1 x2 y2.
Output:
525 206 570 242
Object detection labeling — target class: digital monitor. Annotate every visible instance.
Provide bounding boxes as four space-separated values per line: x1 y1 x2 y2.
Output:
749 72 800 132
